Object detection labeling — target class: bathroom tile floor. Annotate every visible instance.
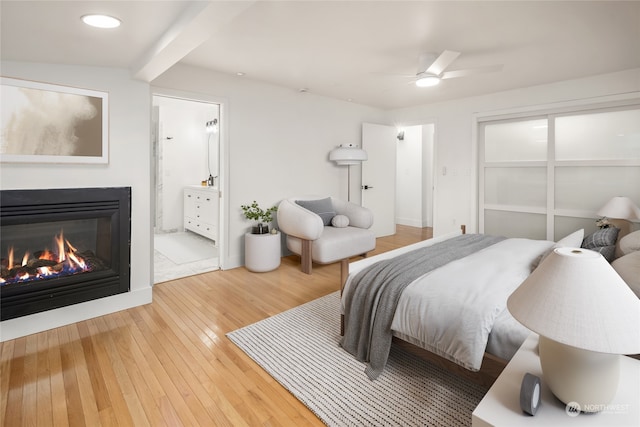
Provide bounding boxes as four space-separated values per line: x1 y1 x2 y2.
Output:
153 231 219 284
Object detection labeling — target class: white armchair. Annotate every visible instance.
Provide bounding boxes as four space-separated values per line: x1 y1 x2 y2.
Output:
277 196 376 281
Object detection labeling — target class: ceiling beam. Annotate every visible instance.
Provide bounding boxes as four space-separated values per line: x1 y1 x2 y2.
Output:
131 1 255 82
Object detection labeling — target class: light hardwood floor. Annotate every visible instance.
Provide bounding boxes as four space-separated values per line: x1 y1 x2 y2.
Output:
1 225 431 427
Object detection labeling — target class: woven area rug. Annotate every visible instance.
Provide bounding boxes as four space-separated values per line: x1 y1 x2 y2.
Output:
227 292 488 426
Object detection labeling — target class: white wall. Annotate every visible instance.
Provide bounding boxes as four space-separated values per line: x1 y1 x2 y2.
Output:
152 64 387 268
422 124 434 227
396 126 423 227
395 124 434 228
391 68 640 237
0 61 153 340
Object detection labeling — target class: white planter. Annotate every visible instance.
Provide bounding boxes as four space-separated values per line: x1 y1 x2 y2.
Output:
244 232 281 272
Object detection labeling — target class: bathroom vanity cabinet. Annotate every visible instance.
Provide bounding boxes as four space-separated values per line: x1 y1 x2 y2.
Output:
184 186 218 244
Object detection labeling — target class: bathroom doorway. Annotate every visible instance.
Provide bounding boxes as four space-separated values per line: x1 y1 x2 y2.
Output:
151 94 221 283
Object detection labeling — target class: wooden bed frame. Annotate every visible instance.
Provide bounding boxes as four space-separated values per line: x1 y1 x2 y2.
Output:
340 224 508 388
391 338 507 388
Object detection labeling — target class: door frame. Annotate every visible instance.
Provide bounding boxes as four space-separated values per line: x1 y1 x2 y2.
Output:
150 87 230 270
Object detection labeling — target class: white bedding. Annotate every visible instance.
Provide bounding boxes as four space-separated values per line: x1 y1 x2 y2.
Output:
343 233 553 369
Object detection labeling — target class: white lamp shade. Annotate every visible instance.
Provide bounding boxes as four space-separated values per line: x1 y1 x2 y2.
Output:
507 247 640 354
329 144 368 165
597 196 640 220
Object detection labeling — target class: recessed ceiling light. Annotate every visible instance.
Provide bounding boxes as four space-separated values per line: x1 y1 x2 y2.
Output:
236 72 245 76
82 14 121 29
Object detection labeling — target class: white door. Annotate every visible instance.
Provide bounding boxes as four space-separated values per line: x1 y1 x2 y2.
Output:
362 123 398 237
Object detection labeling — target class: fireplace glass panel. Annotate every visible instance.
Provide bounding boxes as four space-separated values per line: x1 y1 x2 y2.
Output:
1 218 112 286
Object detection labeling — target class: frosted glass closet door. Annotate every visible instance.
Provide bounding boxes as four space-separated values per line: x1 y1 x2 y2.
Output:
482 119 548 239
554 108 640 237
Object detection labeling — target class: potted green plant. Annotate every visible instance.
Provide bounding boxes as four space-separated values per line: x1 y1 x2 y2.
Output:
241 201 278 234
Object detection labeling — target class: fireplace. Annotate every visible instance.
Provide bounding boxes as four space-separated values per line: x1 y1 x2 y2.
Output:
1 187 131 321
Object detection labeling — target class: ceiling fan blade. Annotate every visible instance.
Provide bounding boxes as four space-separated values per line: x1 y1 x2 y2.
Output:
426 50 460 75
441 64 503 79
417 53 438 73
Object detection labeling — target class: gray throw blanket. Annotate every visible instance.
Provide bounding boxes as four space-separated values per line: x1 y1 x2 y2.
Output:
340 234 505 380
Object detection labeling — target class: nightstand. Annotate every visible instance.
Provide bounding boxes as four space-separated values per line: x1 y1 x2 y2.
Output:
472 334 640 426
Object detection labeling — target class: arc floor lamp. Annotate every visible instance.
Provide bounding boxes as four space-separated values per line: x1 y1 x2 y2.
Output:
329 143 368 201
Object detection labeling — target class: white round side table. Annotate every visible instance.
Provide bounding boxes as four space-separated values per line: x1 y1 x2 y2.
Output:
244 231 281 272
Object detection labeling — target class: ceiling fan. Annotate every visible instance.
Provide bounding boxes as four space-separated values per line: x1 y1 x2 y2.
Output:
410 50 503 87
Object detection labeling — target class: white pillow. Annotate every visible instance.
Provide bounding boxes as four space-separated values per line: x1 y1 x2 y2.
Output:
557 228 584 247
533 229 584 269
331 214 350 228
619 230 640 256
612 251 640 298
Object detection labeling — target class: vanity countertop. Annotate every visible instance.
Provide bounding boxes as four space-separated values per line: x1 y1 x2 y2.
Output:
186 185 218 192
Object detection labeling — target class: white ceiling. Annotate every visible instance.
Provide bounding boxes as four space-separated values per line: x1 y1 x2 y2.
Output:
2 1 639 109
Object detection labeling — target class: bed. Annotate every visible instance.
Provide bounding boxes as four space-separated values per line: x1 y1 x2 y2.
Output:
339 227 563 387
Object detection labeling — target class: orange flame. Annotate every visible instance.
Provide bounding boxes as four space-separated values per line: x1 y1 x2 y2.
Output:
67 251 86 270
55 233 66 262
7 247 14 269
21 251 30 267
2 229 91 284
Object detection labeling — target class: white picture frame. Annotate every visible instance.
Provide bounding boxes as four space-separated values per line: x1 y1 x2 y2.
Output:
0 77 109 164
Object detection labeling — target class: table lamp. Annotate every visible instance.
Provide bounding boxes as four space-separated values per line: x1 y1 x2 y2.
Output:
597 196 640 221
507 247 640 412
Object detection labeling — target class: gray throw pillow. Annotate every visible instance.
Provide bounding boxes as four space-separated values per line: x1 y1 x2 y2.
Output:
582 227 619 249
587 245 616 263
296 198 335 226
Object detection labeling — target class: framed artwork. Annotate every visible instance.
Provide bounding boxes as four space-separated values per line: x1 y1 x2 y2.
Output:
0 77 109 164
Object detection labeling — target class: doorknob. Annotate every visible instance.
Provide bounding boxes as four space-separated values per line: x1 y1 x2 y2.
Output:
362 185 374 190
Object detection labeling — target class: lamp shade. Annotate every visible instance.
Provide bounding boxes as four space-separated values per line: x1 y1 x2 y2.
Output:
507 247 640 354
329 143 368 165
597 196 640 220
